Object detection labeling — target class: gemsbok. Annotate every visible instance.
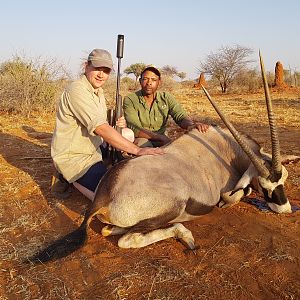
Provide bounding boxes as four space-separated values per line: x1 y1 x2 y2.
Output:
28 52 296 263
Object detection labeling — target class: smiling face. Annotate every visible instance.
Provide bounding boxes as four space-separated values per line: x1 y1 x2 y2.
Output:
85 62 111 89
139 70 161 96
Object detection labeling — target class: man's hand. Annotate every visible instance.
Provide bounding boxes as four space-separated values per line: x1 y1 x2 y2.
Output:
196 122 210 133
116 116 127 128
136 147 165 156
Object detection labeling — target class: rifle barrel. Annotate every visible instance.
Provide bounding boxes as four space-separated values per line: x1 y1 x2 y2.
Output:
115 35 124 134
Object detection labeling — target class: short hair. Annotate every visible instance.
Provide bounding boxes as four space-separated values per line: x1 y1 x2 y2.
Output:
141 66 161 79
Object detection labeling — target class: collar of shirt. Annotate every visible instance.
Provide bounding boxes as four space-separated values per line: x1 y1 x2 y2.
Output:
137 90 160 107
94 88 101 96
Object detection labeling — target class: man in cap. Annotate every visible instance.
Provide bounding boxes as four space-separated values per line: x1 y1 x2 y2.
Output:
51 50 163 200
123 65 209 147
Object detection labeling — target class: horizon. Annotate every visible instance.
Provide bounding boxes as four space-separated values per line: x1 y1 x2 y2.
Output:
1 0 299 80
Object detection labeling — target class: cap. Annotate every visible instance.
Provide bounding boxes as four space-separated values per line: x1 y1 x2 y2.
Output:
88 49 113 69
141 65 161 78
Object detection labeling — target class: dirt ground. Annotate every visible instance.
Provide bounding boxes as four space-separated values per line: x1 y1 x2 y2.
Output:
0 88 300 300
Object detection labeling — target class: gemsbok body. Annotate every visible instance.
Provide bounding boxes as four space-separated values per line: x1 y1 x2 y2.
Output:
28 53 294 263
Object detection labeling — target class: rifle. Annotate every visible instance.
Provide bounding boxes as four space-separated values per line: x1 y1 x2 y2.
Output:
107 34 125 165
115 34 124 134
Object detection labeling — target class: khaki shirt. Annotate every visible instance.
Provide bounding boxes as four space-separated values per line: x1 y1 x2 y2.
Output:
123 90 187 136
51 75 108 182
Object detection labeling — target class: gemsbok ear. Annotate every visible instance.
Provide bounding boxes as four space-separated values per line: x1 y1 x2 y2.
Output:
219 163 257 208
259 141 299 166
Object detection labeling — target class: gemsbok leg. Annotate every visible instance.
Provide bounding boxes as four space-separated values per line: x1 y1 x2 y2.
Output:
117 223 195 249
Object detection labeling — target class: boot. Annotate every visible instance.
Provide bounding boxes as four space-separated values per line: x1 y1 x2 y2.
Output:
51 170 71 199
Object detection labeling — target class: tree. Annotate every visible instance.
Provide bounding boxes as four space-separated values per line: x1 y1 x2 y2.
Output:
177 72 186 81
124 63 146 84
161 65 178 78
199 45 253 93
234 69 260 92
294 70 299 87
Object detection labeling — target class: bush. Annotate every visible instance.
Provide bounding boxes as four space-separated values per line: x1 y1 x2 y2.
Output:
101 76 138 109
232 69 261 93
121 76 137 91
159 75 180 92
0 55 69 116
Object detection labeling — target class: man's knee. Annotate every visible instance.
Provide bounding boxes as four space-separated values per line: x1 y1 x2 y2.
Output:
122 128 135 143
76 162 107 192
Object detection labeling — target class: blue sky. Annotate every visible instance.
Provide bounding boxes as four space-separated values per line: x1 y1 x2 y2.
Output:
1 0 299 79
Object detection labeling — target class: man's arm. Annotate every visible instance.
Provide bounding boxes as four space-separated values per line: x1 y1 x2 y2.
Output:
179 117 209 133
178 117 195 129
136 128 170 145
94 123 164 156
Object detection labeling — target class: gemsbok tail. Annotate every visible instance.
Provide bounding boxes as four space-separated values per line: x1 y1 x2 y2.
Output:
26 222 88 264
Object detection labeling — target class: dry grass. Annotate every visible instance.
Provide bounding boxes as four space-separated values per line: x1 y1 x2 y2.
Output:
0 85 299 299
174 87 300 124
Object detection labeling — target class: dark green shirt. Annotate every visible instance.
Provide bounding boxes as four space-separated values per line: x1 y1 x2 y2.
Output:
123 90 188 136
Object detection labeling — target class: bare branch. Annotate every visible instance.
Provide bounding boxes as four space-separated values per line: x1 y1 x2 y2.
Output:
199 45 253 93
